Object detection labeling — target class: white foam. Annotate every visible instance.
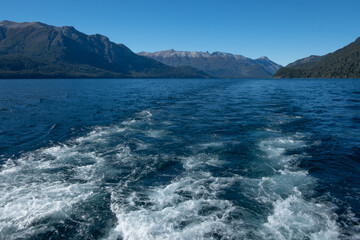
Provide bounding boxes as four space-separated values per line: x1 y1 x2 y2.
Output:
181 154 225 171
198 142 224 148
265 128 281 133
135 141 150 150
106 150 243 240
145 129 167 138
75 126 125 144
106 130 341 239
108 198 236 240
121 119 137 126
262 189 339 240
0 160 96 239
161 121 172 125
0 126 114 238
107 172 242 240
257 134 340 239
116 145 133 163
137 110 152 119
1 108 352 239
258 137 306 169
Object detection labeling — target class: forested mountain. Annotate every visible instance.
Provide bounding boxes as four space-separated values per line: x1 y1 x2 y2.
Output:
0 21 208 78
274 37 360 78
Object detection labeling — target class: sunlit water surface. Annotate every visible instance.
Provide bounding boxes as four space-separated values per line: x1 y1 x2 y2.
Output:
0 78 359 239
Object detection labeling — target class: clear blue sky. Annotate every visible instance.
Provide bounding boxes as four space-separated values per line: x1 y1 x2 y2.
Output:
1 0 360 65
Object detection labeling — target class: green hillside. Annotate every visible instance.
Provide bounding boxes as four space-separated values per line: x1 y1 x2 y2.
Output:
274 37 360 78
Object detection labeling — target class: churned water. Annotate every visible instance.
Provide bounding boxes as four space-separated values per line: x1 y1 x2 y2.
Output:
0 78 359 239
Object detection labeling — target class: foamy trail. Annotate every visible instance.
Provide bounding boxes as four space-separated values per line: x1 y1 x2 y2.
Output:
106 130 341 239
0 108 354 239
0 111 156 239
0 145 101 239
106 154 244 240
256 136 340 239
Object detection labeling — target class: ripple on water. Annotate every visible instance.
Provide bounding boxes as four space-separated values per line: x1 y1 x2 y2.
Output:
0 91 359 240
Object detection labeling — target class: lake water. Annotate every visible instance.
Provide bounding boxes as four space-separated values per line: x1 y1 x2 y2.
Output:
0 78 359 239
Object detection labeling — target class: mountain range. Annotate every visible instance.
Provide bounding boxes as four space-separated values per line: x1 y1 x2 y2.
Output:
274 37 360 78
3 20 356 80
0 21 208 78
139 50 282 78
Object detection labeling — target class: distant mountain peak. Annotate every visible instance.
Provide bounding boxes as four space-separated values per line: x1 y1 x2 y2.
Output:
138 50 282 78
257 56 269 60
139 50 251 60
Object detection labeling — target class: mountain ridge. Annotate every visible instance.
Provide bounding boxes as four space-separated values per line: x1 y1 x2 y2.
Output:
274 37 360 78
138 50 282 79
0 20 209 79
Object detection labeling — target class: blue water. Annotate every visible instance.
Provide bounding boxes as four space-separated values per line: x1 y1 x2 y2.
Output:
0 78 359 239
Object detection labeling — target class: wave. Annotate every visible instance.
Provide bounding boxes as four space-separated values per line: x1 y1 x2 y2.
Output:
0 109 357 239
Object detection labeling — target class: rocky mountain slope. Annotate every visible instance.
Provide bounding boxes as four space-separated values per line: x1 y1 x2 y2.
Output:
0 21 208 78
139 50 282 78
